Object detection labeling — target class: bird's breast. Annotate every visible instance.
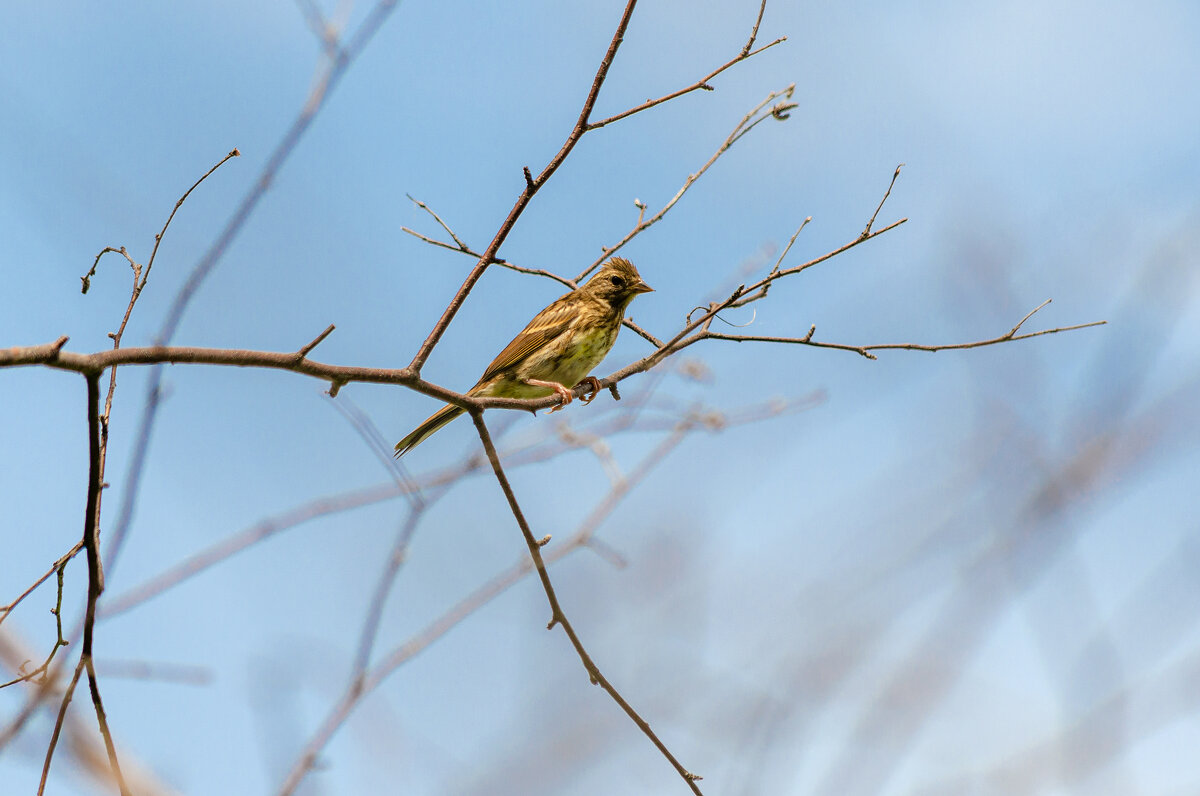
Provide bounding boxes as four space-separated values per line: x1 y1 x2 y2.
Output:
519 321 620 388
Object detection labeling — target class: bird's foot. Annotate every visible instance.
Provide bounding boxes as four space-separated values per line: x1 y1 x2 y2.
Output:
574 376 602 405
526 379 574 413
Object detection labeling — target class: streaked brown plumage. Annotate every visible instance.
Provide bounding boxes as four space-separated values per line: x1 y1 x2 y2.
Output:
394 257 652 457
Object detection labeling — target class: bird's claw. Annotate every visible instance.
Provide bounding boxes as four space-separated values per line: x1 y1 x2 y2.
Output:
548 383 574 413
574 376 602 405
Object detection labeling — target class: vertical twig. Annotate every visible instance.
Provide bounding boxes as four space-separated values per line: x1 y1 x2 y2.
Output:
407 0 641 373
40 374 128 795
470 411 705 794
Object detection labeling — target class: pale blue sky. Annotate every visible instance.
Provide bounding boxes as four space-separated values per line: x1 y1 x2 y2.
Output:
2 2 1199 794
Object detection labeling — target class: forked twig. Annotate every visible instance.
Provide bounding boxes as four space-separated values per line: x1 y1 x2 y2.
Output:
578 85 797 282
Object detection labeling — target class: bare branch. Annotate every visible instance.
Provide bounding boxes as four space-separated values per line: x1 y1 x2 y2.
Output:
578 84 797 282
405 193 469 251
862 163 903 238
41 375 128 794
407 0 642 374
470 412 704 793
703 303 1108 359
100 0 405 587
0 542 82 630
399 214 663 347
742 0 769 56
587 18 785 131
0 562 70 689
295 324 336 360
80 246 137 295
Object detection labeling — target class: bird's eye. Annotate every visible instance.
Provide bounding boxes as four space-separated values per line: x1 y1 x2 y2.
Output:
610 275 626 288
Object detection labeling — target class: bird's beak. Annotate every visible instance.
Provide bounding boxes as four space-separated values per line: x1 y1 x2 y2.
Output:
633 280 654 294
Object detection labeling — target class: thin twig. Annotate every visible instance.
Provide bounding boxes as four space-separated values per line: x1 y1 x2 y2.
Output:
398 222 663 348
101 0 403 590
470 411 704 793
0 563 70 689
1 291 1104 416
296 324 336 360
742 0 769 56
578 84 797 282
587 29 785 130
399 225 577 286
406 193 469 251
0 541 82 630
38 660 84 795
407 0 640 374
41 375 128 794
862 163 904 238
703 305 1107 360
273 396 703 796
97 400 667 621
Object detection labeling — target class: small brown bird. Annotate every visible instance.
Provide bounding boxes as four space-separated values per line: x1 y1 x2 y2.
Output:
394 257 653 457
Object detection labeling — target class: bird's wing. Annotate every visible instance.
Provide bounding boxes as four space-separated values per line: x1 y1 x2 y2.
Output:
476 296 576 385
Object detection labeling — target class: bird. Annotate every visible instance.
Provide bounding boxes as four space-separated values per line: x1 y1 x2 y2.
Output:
394 257 653 457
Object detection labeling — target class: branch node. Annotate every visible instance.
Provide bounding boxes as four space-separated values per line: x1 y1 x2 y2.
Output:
607 383 621 401
862 163 905 238
523 166 536 191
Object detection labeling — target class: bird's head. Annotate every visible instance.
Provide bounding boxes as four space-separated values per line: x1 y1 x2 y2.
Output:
584 257 653 310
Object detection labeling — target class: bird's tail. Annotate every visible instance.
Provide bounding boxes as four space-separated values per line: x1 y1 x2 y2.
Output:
394 404 464 457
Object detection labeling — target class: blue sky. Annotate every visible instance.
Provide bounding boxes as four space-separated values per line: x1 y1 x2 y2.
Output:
2 2 1199 794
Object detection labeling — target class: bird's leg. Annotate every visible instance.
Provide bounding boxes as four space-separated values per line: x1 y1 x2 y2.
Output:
525 378 574 412
574 376 602 405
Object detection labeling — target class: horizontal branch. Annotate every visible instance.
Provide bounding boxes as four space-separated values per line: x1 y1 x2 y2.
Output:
704 300 1107 360
0 338 608 415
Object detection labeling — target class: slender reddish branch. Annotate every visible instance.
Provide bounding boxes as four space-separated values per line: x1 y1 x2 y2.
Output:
578 85 797 282
700 307 1104 360
40 375 128 795
470 411 705 793
406 0 641 373
274 401 742 796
